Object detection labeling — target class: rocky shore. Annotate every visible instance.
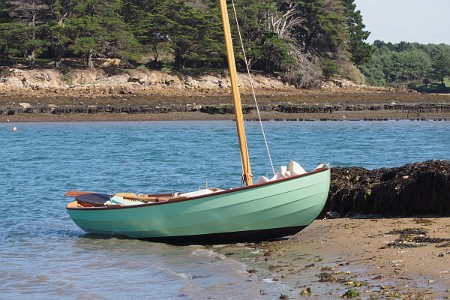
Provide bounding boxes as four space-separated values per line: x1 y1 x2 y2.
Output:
219 161 450 299
326 160 450 217
1 68 449 122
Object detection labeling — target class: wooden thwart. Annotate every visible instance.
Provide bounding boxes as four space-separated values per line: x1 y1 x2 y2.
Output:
66 190 187 206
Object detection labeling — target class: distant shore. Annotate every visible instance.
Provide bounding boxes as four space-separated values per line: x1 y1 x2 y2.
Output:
1 68 449 122
1 90 449 122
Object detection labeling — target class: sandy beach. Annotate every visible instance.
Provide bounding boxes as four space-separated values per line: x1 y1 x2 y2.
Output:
235 217 450 299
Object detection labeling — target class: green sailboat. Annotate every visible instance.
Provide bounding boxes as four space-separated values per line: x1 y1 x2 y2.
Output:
66 0 331 244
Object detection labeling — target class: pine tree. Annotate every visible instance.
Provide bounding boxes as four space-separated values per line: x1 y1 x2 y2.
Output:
232 0 292 73
65 0 139 68
47 0 76 68
431 45 450 84
154 0 221 70
6 0 51 67
0 0 14 61
342 0 372 65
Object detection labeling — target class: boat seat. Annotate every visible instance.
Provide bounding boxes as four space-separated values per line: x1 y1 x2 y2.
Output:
75 193 111 206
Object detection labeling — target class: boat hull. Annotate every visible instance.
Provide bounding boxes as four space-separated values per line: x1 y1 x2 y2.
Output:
67 168 330 244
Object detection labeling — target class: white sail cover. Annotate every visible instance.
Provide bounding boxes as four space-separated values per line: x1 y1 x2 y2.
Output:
256 161 309 184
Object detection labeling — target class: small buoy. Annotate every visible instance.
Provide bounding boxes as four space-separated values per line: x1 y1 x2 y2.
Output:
6 119 9 122
12 126 17 132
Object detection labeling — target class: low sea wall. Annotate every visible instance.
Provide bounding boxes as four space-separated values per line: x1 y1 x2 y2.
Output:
2 102 450 117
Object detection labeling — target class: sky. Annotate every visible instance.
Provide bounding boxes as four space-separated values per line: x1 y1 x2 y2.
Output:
354 0 450 45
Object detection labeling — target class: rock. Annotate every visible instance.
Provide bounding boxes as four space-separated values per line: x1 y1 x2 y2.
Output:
71 69 104 85
322 160 450 217
19 102 31 108
98 58 121 68
4 76 23 90
325 211 341 219
0 68 299 96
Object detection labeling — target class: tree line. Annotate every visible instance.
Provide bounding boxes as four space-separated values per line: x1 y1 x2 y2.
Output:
360 41 450 92
0 0 373 88
0 0 448 90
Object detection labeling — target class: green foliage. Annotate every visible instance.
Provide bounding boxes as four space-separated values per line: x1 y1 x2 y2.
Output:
430 45 450 84
288 0 347 56
2 0 51 67
342 289 360 298
342 0 372 65
0 0 447 91
275 0 363 83
232 0 293 73
260 33 294 73
0 1 13 59
337 60 366 84
63 0 140 68
62 66 75 84
359 53 386 86
156 0 222 70
321 58 337 78
361 41 449 91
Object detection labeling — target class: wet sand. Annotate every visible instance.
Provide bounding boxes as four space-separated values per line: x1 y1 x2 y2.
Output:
240 218 450 299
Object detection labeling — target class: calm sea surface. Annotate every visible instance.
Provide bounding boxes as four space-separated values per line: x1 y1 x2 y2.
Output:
1 120 449 299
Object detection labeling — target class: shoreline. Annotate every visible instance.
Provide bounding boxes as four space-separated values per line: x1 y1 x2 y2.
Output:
2 107 450 123
2 110 449 123
1 90 449 122
220 217 450 299
0 96 450 122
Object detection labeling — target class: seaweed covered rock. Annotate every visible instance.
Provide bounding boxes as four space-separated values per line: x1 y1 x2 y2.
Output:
324 160 450 217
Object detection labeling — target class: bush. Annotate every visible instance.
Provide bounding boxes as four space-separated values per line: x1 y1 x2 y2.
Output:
321 59 338 78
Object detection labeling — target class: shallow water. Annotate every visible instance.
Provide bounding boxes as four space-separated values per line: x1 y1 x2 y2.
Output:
0 120 449 299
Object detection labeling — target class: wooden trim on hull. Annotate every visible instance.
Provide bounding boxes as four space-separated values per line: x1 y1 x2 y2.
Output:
66 167 330 245
67 167 331 210
137 225 307 245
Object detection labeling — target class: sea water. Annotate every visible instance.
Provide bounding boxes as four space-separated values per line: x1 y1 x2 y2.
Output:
0 120 449 299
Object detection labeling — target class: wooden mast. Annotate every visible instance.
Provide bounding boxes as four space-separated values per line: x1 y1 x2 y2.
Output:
219 0 253 186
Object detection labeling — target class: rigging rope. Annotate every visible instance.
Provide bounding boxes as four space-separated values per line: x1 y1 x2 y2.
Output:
230 0 276 176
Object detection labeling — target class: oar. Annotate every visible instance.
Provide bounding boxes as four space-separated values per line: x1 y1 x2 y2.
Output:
65 191 141 204
65 190 141 198
66 190 181 204
65 190 101 197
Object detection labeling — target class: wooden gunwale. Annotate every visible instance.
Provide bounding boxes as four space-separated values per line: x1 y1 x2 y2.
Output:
66 167 330 210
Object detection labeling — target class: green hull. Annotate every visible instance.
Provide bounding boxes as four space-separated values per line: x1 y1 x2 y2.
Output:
67 168 330 243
